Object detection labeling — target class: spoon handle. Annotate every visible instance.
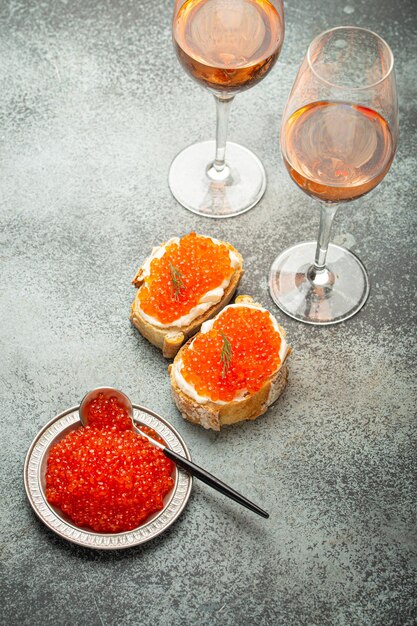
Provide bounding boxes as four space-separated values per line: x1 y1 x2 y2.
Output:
163 448 269 519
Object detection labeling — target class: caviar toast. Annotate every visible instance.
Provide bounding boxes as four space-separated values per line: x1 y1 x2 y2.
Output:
131 233 243 358
169 295 291 431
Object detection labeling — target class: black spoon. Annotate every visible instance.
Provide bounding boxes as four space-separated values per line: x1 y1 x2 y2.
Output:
79 387 269 519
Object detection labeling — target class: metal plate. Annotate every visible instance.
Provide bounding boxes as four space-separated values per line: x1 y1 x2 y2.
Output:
24 404 192 550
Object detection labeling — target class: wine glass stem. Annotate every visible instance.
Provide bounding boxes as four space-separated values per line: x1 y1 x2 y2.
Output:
212 94 234 176
308 202 338 284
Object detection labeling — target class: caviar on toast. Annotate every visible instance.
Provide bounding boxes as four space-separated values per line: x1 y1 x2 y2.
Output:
169 295 291 430
130 233 243 358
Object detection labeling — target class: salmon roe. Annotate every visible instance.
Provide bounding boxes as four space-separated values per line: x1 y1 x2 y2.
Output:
45 395 174 533
85 394 132 431
180 306 283 402
139 232 235 324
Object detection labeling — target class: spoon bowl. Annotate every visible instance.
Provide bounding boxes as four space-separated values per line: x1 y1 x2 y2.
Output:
79 387 165 449
79 386 133 426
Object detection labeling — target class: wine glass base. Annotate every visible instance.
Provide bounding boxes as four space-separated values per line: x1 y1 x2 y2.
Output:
269 242 370 325
169 140 266 218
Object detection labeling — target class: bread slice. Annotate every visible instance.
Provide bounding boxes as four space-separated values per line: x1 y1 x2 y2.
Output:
169 295 291 430
130 236 243 358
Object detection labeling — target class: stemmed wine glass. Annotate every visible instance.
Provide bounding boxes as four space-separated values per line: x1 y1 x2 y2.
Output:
170 0 285 218
269 27 398 324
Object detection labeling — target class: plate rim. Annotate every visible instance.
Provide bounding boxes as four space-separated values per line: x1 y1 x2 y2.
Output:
23 404 193 550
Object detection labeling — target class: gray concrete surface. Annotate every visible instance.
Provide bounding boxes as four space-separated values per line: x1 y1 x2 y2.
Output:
1 0 416 624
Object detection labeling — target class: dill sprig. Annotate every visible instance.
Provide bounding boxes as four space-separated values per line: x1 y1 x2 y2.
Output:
169 263 185 300
220 331 232 378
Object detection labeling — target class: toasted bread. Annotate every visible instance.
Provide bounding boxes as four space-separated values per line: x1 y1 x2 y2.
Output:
130 236 243 358
169 295 291 430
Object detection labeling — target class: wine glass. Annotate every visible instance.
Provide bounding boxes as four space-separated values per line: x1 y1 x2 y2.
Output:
170 0 285 218
269 27 398 324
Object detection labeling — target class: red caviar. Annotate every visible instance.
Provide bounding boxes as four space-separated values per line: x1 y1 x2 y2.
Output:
85 394 132 431
181 306 283 403
45 395 174 533
139 232 235 324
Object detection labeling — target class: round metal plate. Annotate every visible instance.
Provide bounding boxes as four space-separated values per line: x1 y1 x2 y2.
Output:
24 404 192 550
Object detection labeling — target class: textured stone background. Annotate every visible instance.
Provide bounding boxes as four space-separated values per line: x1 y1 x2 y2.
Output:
1 0 416 624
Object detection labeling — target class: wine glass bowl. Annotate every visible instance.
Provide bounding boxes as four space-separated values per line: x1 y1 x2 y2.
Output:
269 27 398 324
169 0 285 218
173 0 283 94
281 100 395 204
